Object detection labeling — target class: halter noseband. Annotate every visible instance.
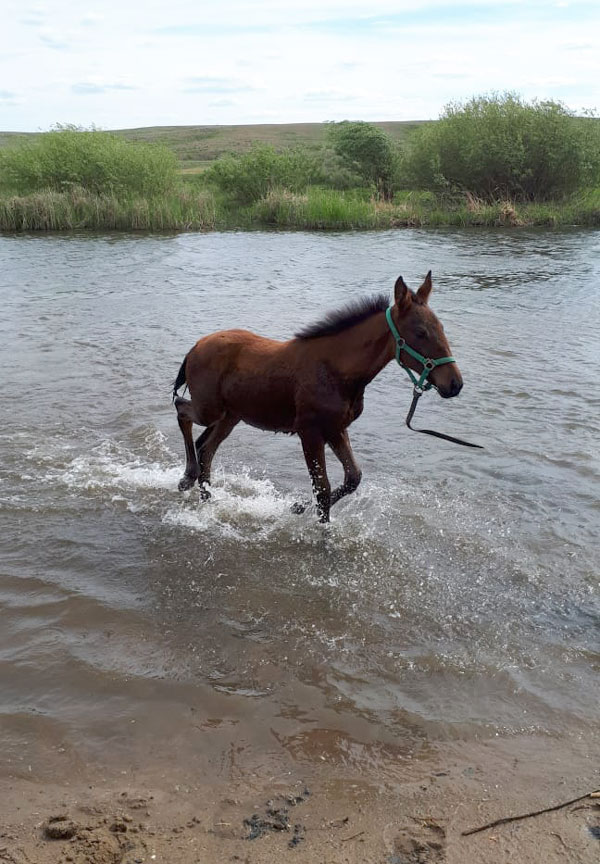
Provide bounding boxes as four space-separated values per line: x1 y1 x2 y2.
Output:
385 305 455 392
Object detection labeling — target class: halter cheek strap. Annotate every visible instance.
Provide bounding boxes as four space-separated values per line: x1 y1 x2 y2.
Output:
385 306 455 391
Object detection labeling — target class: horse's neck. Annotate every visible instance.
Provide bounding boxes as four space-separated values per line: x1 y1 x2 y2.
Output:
330 312 395 385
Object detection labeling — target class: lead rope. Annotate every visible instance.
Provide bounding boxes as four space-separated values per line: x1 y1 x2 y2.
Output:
406 387 484 449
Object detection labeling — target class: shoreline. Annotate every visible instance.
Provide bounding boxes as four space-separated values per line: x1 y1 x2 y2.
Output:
1 186 600 233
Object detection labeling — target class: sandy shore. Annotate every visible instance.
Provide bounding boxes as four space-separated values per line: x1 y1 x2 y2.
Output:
2 732 598 864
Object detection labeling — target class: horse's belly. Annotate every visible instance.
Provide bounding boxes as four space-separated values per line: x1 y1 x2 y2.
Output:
223 375 296 432
243 415 296 434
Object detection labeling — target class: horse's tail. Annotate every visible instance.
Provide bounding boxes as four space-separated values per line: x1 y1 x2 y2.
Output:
172 355 188 402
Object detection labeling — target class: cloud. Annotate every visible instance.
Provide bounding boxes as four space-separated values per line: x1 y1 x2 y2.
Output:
154 23 271 36
303 1 600 35
80 13 104 27
431 72 470 79
72 82 138 94
21 13 45 26
0 89 18 104
304 89 357 102
38 29 71 50
182 76 257 94
208 98 236 107
563 41 595 50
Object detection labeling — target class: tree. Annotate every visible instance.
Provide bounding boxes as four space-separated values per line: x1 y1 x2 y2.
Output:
327 121 396 199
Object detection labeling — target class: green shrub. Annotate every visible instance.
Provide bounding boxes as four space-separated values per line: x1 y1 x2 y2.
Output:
0 125 178 196
204 143 319 204
326 121 397 199
311 148 365 190
401 94 600 200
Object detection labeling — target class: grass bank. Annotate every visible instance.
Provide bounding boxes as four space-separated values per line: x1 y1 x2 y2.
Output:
2 185 599 232
250 187 600 229
0 187 222 231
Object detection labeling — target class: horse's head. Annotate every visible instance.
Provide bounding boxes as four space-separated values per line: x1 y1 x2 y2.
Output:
393 272 463 398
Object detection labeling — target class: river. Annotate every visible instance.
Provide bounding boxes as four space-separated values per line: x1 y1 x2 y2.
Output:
0 228 598 793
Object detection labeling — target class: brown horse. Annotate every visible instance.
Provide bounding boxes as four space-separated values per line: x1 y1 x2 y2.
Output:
173 272 463 522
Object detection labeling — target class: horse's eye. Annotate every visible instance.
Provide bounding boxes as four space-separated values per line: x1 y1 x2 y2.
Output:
416 327 428 339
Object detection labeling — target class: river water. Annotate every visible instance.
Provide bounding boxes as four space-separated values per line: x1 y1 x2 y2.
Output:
0 229 598 783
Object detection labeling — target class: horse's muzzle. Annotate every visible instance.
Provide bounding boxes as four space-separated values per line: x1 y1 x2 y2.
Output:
439 377 463 398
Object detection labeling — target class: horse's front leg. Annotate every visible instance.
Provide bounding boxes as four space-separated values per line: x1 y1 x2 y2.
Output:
328 430 362 508
299 429 331 523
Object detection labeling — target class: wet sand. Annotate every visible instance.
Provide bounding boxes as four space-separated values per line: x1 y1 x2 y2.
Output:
2 719 599 864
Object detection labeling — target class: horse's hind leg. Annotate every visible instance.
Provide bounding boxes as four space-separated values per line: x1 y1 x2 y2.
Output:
328 430 362 508
175 397 199 491
195 426 213 459
196 413 239 497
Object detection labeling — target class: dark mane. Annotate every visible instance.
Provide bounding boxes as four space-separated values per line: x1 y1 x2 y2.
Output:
295 293 389 340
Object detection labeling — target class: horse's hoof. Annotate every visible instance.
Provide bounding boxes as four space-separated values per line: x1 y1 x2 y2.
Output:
178 475 197 491
291 500 309 515
199 484 211 501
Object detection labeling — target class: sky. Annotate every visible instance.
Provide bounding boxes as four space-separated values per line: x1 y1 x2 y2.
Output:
1 0 599 131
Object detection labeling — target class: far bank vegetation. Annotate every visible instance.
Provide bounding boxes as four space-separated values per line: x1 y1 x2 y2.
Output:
1 96 600 232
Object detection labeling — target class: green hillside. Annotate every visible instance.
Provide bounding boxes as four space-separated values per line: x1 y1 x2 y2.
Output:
0 121 428 171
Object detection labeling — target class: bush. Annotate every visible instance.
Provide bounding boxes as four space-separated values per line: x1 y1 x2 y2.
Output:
326 121 397 199
401 94 600 200
311 148 365 190
204 144 319 204
0 125 178 196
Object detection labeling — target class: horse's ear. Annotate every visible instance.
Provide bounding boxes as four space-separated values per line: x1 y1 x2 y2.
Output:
416 271 433 304
394 275 410 307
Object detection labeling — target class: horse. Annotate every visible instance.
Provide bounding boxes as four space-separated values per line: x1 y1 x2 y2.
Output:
172 272 463 522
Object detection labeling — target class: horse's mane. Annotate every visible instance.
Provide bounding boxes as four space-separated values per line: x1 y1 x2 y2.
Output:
294 293 389 340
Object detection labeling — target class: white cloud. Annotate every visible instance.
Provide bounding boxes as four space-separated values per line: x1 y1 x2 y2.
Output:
304 90 358 103
72 81 138 94
182 76 258 93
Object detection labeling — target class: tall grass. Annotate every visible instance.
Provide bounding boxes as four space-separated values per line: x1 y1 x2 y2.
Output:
251 188 386 229
2 186 600 232
246 187 600 230
0 187 222 231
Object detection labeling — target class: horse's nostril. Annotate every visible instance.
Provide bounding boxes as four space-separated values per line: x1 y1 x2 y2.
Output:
451 378 463 396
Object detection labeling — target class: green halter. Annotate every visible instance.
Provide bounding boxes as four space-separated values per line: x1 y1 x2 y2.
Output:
385 305 456 392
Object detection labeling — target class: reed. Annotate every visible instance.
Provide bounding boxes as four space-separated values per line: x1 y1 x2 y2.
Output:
0 187 222 232
2 186 599 233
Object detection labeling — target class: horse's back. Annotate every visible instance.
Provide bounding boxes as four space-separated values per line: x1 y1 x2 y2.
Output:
185 329 297 430
187 328 285 371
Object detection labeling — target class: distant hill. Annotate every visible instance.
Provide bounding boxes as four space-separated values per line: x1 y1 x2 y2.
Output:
0 121 428 171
